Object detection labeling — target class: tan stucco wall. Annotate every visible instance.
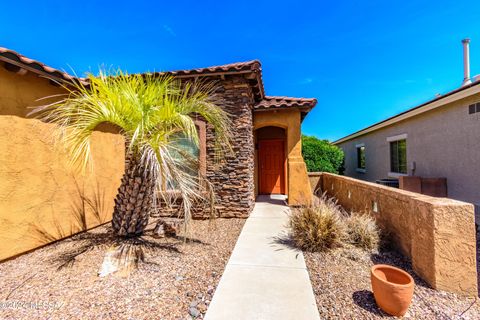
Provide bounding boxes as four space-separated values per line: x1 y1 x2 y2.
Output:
311 172 478 296
307 172 322 194
0 67 124 261
253 109 312 205
337 92 480 218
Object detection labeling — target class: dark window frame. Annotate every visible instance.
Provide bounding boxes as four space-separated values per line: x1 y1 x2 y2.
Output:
390 139 407 174
468 102 480 114
356 145 366 170
469 104 476 114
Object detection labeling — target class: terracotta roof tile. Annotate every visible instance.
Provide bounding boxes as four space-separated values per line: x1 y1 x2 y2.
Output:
254 96 317 111
0 47 85 84
0 47 317 114
0 49 265 99
168 60 261 76
163 60 264 100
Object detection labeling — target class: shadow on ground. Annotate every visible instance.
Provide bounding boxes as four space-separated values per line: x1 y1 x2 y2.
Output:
270 232 297 250
50 224 209 270
255 195 288 206
352 290 390 317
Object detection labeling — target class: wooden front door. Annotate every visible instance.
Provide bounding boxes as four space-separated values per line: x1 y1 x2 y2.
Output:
258 139 285 194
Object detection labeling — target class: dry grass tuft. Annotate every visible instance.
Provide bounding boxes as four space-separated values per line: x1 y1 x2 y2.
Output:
289 195 346 252
289 194 381 253
345 213 380 251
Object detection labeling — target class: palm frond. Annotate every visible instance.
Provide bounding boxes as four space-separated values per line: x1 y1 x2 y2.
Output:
31 69 233 226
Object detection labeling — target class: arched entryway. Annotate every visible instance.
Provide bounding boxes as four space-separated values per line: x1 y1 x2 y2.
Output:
255 126 287 195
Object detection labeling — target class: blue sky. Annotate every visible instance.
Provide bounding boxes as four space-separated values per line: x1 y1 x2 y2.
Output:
1 1 479 141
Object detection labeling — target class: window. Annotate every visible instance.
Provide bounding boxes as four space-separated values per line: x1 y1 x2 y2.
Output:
468 102 480 114
356 145 365 171
175 134 200 174
167 120 206 190
390 139 407 174
469 104 476 114
175 120 206 177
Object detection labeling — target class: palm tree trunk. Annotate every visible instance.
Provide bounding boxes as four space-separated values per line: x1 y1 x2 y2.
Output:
112 154 154 237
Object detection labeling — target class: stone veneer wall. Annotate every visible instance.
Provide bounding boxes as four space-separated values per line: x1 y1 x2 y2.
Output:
205 76 255 218
309 172 478 296
148 76 256 219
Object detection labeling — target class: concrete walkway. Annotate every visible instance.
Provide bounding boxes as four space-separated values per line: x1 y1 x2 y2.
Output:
205 195 320 320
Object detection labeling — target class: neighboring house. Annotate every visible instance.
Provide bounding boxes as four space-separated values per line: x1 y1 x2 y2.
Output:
0 47 316 259
334 40 480 217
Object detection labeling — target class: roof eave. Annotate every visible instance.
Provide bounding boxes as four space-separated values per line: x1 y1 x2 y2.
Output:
0 48 86 86
163 60 265 101
333 81 480 145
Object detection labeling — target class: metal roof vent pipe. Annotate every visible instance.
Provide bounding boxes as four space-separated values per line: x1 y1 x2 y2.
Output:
462 38 472 87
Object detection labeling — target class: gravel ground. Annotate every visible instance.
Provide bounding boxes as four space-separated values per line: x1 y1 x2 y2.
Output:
305 244 480 319
0 218 245 320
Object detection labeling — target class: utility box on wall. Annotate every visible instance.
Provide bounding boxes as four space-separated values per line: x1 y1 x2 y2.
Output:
399 176 447 197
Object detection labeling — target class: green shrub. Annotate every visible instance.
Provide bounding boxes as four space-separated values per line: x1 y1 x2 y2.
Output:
301 135 344 174
289 196 346 252
345 213 380 251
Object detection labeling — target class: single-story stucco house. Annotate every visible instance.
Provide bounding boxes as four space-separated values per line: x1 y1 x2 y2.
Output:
0 47 316 260
334 39 480 219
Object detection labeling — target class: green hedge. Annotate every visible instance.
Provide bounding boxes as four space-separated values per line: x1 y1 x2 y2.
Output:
302 135 344 174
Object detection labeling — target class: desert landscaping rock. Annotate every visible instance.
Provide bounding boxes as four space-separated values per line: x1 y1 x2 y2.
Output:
206 286 214 295
305 245 480 319
189 300 200 308
188 307 200 318
0 219 244 320
197 302 207 313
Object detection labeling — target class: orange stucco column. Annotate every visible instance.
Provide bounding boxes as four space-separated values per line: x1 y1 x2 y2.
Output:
253 109 312 205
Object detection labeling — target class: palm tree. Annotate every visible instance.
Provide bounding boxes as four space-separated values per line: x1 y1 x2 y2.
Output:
32 70 232 238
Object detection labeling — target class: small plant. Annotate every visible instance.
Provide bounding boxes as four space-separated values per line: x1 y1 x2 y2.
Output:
345 212 380 251
289 194 381 253
289 196 346 252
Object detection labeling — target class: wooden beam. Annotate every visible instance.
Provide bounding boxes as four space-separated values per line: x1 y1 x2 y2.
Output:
17 68 27 76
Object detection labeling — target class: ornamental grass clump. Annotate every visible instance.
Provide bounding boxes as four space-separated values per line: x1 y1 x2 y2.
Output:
289 196 346 252
345 213 380 251
289 194 382 253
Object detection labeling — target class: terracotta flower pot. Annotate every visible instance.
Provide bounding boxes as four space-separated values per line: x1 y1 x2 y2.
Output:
370 264 414 316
